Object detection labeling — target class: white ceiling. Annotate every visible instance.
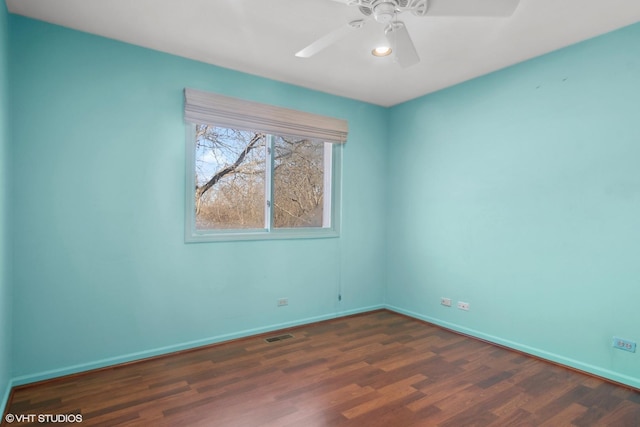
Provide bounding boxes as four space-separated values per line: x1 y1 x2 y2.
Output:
6 0 640 106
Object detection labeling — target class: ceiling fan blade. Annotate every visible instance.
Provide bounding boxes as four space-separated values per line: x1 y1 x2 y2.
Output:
295 20 365 58
425 0 520 17
385 22 419 68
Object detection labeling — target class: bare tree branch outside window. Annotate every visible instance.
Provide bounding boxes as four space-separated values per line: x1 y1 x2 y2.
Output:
194 125 325 230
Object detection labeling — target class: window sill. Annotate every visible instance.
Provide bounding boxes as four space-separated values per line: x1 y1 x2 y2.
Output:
185 228 340 243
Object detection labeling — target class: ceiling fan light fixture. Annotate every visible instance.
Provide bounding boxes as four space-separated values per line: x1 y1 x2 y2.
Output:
372 46 392 57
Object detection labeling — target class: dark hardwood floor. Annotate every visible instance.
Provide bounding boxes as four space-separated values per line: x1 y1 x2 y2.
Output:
3 310 640 426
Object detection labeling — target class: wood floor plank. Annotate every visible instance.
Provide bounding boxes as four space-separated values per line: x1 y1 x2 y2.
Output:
3 310 639 426
341 374 426 419
538 403 589 427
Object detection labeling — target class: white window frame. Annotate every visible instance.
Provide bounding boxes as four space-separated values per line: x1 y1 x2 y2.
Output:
184 124 342 243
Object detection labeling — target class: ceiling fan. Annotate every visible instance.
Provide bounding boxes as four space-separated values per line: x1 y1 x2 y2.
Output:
295 0 521 68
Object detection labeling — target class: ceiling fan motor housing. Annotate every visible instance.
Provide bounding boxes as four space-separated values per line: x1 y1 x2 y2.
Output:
363 0 428 22
373 2 397 24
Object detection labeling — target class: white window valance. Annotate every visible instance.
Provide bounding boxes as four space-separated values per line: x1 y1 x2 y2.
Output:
184 88 348 144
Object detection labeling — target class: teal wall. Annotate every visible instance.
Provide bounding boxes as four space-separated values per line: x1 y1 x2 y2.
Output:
387 22 640 388
8 15 387 383
0 0 13 415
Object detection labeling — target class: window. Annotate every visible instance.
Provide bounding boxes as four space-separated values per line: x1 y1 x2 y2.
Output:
184 89 346 242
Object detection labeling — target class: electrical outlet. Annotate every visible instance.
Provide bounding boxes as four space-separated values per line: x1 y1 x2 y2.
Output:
612 337 636 353
277 298 288 307
457 301 470 311
441 297 452 307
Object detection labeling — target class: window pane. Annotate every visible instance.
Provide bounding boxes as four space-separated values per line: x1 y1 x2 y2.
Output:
194 125 266 230
272 137 325 228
